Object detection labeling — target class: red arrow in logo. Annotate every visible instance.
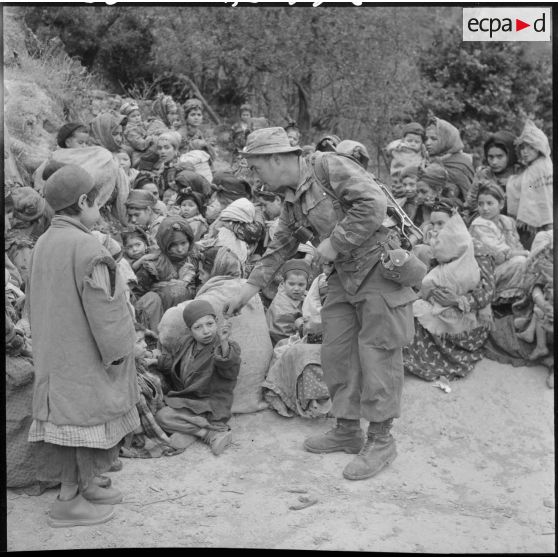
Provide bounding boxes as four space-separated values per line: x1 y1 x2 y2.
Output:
516 18 530 31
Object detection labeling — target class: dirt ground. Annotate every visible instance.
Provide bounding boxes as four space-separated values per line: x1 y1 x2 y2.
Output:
6 358 554 553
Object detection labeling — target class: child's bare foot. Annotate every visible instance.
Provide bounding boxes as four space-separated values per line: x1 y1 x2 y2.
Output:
529 345 549 361
516 328 535 343
513 316 530 330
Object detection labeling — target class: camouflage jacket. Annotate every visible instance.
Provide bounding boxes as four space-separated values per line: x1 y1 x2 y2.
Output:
247 152 390 296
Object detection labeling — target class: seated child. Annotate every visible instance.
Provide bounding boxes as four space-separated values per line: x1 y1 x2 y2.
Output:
155 300 241 455
116 150 139 184
121 225 150 282
176 188 209 241
133 216 200 332
266 259 311 346
56 122 90 149
385 122 428 185
469 183 528 305
392 164 419 222
506 120 553 250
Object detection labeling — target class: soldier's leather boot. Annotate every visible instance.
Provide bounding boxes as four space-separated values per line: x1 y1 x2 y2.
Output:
304 419 364 454
343 419 397 480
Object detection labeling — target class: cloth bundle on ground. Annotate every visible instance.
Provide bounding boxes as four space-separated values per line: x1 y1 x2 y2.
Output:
506 120 553 229
157 275 272 414
120 360 183 459
33 147 130 224
413 212 482 336
262 336 330 419
5 355 47 493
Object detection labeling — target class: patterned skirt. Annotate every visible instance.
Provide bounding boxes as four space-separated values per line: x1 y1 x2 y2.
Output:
403 321 491 381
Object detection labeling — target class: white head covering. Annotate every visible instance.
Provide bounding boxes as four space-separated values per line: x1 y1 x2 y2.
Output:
219 197 256 223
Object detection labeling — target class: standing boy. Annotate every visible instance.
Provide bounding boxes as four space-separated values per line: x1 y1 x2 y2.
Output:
27 165 140 527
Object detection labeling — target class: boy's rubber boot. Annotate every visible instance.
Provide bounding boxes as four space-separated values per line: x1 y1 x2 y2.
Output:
343 419 397 481
303 419 364 454
81 484 123 505
48 495 114 528
203 430 232 456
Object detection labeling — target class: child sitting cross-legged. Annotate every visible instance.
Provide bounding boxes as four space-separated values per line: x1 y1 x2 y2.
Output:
155 300 241 455
266 259 311 346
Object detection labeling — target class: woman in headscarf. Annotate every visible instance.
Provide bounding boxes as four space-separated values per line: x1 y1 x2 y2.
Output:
88 113 131 228
505 120 553 250
469 182 528 306
205 172 253 224
133 216 200 332
412 163 461 229
404 205 495 381
89 113 126 153
147 94 180 136
199 197 257 267
424 117 475 202
465 130 519 217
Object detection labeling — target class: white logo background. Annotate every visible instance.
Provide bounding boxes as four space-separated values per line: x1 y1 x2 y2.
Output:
463 7 551 42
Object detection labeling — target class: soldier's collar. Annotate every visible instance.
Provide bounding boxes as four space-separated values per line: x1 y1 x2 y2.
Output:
285 157 312 203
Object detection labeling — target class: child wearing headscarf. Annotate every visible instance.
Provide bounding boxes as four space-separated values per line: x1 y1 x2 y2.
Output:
505 120 553 250
465 130 519 216
133 216 200 332
425 117 474 201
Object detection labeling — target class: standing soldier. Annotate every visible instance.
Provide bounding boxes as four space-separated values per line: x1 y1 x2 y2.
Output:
225 127 422 480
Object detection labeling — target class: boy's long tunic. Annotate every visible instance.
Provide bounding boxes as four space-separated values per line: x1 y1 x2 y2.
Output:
27 216 139 448
246 152 417 422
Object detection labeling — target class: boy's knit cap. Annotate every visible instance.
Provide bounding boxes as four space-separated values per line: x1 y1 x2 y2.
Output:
183 300 217 329
44 165 94 211
282 259 311 279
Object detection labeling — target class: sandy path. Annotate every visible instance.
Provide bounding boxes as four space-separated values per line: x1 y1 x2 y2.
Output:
6 358 554 553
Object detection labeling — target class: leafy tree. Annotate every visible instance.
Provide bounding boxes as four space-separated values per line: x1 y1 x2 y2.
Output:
414 25 552 152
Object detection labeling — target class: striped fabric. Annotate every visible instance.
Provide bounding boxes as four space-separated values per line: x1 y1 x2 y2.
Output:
28 406 140 450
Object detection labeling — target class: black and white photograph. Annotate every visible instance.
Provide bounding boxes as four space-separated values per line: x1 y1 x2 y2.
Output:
3 2 554 553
